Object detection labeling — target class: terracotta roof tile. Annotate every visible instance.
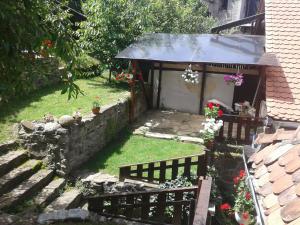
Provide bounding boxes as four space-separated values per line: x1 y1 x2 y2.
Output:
278 186 297 206
263 193 278 209
281 198 300 223
263 144 293 165
269 163 286 182
285 157 300 174
272 174 294 194
254 144 279 165
251 128 300 224
267 207 285 225
278 148 299 166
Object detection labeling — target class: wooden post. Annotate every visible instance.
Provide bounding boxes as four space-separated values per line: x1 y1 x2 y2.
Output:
109 67 112 82
150 62 155 109
199 64 207 114
157 63 162 109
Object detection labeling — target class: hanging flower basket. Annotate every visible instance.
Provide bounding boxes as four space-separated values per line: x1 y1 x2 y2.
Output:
224 72 244 86
181 64 199 84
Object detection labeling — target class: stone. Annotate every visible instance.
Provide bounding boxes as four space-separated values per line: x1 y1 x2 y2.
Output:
82 172 118 185
58 115 75 127
145 132 175 140
44 122 61 134
21 120 35 131
178 136 204 144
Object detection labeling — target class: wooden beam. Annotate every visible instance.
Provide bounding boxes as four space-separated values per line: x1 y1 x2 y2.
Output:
193 177 212 225
156 63 162 109
199 64 207 114
150 62 155 109
211 13 265 33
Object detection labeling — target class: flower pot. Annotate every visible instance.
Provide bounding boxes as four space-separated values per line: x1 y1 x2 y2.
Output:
92 107 100 114
235 211 250 225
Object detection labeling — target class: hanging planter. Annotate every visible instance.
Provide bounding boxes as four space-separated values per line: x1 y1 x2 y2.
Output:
224 72 244 86
181 64 199 84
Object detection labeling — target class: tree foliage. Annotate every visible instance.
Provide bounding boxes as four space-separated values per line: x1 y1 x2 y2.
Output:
78 0 216 68
0 0 82 101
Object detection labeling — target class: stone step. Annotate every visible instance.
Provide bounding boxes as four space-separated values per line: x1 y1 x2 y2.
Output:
0 140 18 156
0 159 42 196
0 169 54 210
33 178 66 208
0 150 28 177
44 189 82 212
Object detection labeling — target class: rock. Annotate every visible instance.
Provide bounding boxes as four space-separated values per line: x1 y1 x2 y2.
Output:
58 115 75 127
43 114 55 123
21 120 35 131
44 122 61 134
82 172 118 185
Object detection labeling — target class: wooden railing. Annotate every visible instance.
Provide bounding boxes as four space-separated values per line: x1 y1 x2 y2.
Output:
119 153 208 183
87 177 212 225
217 114 263 144
193 177 212 225
88 186 197 225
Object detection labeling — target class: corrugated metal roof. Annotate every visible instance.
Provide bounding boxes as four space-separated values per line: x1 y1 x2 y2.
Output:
116 33 278 66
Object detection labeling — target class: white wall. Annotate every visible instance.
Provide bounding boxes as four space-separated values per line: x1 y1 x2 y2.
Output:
203 73 235 110
152 70 235 114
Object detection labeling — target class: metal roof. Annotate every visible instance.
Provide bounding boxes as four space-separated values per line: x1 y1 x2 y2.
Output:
115 33 279 66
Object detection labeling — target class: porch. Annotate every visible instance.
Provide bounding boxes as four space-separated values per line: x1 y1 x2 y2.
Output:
133 110 263 144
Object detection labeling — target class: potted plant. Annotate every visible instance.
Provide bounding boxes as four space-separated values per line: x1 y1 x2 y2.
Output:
92 98 101 114
200 118 223 150
233 170 255 225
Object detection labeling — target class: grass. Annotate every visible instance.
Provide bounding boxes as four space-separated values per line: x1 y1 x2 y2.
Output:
0 73 129 142
82 131 203 176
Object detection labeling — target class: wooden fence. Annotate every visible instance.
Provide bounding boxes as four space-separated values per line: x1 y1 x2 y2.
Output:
217 114 263 144
87 177 212 225
119 153 208 183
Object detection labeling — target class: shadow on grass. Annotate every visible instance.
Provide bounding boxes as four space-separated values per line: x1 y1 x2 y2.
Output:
81 128 132 173
86 78 129 94
0 83 66 124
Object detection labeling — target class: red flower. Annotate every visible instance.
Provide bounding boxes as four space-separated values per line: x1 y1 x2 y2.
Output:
245 192 251 200
42 39 53 48
207 102 214 109
233 176 240 185
218 109 223 117
220 203 231 211
239 170 245 178
216 103 220 107
242 212 249 220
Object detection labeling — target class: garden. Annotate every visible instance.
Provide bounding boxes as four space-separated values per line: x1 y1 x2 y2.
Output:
0 1 258 225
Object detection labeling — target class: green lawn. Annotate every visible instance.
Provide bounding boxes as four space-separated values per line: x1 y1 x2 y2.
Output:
82 131 203 176
0 74 129 142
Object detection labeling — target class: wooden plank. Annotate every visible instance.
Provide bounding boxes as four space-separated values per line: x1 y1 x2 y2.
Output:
184 157 192 177
237 120 242 141
228 122 233 139
197 155 205 177
141 194 150 220
124 195 134 218
156 192 167 222
199 64 207 114
159 161 167 183
193 177 212 225
119 166 131 181
211 13 265 33
172 159 179 180
137 164 143 179
110 196 118 215
150 62 155 109
173 191 183 225
148 163 155 182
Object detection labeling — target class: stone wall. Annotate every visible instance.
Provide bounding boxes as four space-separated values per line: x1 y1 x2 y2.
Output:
18 93 148 175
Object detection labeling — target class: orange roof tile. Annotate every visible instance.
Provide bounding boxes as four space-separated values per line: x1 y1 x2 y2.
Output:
265 0 300 122
250 128 300 224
